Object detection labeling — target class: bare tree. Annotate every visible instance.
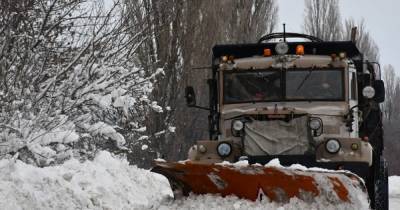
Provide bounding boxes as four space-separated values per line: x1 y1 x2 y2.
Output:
218 0 278 43
303 0 342 41
383 72 400 175
382 65 396 122
343 18 380 61
304 2 379 60
393 78 400 120
122 0 278 165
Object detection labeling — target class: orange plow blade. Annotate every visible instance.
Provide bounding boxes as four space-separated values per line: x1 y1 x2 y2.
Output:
151 161 368 205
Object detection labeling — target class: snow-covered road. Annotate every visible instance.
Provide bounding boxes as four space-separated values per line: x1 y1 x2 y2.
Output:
389 176 400 210
0 152 399 210
391 198 400 210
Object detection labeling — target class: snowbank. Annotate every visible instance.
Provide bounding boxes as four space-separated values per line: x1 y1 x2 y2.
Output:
390 176 400 210
0 151 172 210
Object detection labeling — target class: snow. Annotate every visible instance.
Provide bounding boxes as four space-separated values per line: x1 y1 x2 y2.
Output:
390 176 400 210
88 94 112 109
155 130 166 137
113 95 136 114
157 194 365 210
154 158 166 162
167 126 176 133
31 129 80 145
151 101 163 113
138 135 149 141
218 158 340 173
0 120 81 166
264 158 283 167
0 151 172 210
141 144 149 150
233 160 250 167
1 152 399 210
85 122 126 148
134 126 147 132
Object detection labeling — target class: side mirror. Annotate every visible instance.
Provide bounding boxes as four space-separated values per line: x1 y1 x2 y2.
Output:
185 86 196 107
373 80 385 103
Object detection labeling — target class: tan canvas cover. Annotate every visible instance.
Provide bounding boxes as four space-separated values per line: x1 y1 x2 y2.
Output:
244 116 311 155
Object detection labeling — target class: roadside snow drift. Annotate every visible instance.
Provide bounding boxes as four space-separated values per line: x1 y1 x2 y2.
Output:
0 152 398 210
390 176 400 210
0 152 172 210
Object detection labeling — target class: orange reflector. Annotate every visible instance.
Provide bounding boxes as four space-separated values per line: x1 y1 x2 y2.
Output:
296 45 304 55
263 48 272 57
228 55 235 61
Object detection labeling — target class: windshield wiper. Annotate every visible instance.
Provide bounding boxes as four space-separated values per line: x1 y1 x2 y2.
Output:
295 69 313 92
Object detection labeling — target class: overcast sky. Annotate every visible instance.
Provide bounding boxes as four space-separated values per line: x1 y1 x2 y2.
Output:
278 0 400 75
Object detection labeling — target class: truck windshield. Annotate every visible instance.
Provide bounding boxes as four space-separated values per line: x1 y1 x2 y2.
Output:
223 69 343 104
286 69 343 100
223 71 282 103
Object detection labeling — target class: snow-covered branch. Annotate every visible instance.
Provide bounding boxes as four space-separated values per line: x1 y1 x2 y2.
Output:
0 0 166 166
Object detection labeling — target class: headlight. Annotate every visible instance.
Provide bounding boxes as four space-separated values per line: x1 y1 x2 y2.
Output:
309 118 322 130
325 139 341 154
362 86 375 99
217 142 232 157
232 120 244 131
275 42 289 55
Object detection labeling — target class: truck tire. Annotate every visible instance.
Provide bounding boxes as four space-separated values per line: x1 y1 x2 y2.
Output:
374 157 388 210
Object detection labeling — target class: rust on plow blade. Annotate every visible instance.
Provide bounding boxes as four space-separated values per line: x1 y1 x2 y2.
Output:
151 161 367 204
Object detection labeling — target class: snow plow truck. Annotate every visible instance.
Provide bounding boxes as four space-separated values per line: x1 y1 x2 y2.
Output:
152 32 388 210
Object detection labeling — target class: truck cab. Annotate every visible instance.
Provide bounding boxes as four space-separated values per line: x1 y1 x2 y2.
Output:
184 33 387 209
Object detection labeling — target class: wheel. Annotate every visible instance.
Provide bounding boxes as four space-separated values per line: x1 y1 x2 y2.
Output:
374 157 388 210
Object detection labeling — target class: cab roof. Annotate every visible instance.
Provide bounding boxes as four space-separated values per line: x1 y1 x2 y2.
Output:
212 41 361 60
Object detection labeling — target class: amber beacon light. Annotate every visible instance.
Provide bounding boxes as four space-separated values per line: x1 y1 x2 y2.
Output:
296 45 305 55
263 48 272 57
